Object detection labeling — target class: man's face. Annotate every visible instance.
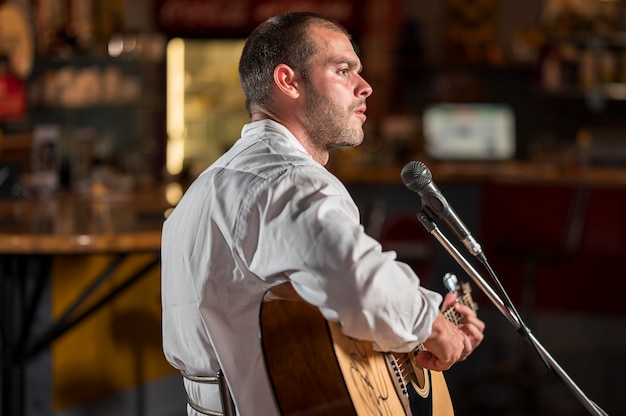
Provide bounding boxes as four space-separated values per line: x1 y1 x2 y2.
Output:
301 26 373 151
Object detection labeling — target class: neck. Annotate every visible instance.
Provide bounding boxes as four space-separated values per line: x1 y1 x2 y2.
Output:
250 110 273 123
250 111 330 166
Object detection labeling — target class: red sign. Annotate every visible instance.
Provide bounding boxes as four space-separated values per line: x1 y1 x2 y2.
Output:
0 74 26 120
156 0 360 37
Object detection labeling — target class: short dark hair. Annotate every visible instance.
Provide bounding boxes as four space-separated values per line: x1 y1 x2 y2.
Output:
238 11 349 115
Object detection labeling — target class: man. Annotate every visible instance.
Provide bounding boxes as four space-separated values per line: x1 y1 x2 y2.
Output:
161 11 484 415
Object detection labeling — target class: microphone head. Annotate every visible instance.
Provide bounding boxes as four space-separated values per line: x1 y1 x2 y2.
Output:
401 161 432 192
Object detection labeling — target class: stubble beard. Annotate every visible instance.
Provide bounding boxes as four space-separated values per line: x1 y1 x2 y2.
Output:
303 83 364 152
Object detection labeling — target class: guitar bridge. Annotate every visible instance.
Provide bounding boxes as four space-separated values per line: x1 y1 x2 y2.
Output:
383 352 412 413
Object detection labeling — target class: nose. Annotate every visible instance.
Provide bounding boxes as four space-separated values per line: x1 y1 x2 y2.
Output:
356 75 373 98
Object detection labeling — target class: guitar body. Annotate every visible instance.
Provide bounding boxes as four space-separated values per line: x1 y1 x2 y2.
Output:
260 294 356 415
327 320 453 416
260 283 455 416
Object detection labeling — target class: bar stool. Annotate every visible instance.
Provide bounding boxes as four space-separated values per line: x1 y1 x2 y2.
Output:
180 370 236 416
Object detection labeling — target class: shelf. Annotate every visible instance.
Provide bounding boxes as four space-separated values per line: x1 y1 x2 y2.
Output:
0 132 31 151
542 82 626 100
331 160 626 187
548 32 626 48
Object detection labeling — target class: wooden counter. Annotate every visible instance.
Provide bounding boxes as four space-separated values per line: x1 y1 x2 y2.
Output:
0 184 178 254
3 162 624 254
0 183 180 416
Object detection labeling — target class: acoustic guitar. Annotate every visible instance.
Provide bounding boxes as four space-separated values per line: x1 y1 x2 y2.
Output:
260 273 478 416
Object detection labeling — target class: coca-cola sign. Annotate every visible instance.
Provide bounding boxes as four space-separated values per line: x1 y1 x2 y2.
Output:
156 0 359 37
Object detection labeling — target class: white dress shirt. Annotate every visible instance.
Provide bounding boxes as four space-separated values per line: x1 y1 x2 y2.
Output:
161 119 443 415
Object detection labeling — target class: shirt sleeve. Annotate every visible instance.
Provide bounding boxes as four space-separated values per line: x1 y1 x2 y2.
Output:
235 165 442 353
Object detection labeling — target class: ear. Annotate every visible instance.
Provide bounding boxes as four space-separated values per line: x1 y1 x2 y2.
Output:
273 64 300 99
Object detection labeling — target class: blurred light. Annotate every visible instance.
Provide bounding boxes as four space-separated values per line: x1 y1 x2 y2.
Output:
108 34 124 57
165 182 183 206
166 38 186 176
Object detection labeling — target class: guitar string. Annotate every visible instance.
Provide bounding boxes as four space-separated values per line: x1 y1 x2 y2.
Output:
388 282 479 401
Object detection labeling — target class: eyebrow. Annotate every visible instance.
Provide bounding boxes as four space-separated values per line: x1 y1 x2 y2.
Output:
331 58 363 73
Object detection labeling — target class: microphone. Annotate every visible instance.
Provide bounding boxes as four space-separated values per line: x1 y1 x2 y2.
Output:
401 161 483 258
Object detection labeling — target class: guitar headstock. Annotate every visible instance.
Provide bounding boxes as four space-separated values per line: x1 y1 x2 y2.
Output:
443 273 460 294
442 273 478 313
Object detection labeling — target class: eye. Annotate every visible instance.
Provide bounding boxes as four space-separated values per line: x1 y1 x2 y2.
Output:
338 68 349 76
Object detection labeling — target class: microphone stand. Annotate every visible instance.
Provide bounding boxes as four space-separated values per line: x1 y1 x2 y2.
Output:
416 211 609 416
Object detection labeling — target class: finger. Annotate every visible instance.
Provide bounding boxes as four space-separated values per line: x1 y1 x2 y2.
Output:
460 333 473 361
457 313 485 332
414 351 451 372
441 293 457 311
454 304 485 330
454 302 476 318
459 323 484 348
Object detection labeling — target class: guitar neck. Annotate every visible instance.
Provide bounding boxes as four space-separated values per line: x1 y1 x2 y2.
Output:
442 282 477 326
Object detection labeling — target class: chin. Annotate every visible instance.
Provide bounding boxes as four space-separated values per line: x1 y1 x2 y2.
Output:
346 136 364 148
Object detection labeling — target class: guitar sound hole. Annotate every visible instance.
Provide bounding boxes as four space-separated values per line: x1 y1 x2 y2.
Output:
411 351 427 391
415 368 426 389
408 371 433 416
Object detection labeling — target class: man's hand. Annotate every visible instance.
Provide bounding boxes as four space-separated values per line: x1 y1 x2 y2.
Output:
447 292 484 354
415 292 485 371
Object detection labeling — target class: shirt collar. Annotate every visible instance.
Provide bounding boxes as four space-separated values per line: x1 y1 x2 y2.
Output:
241 119 311 159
